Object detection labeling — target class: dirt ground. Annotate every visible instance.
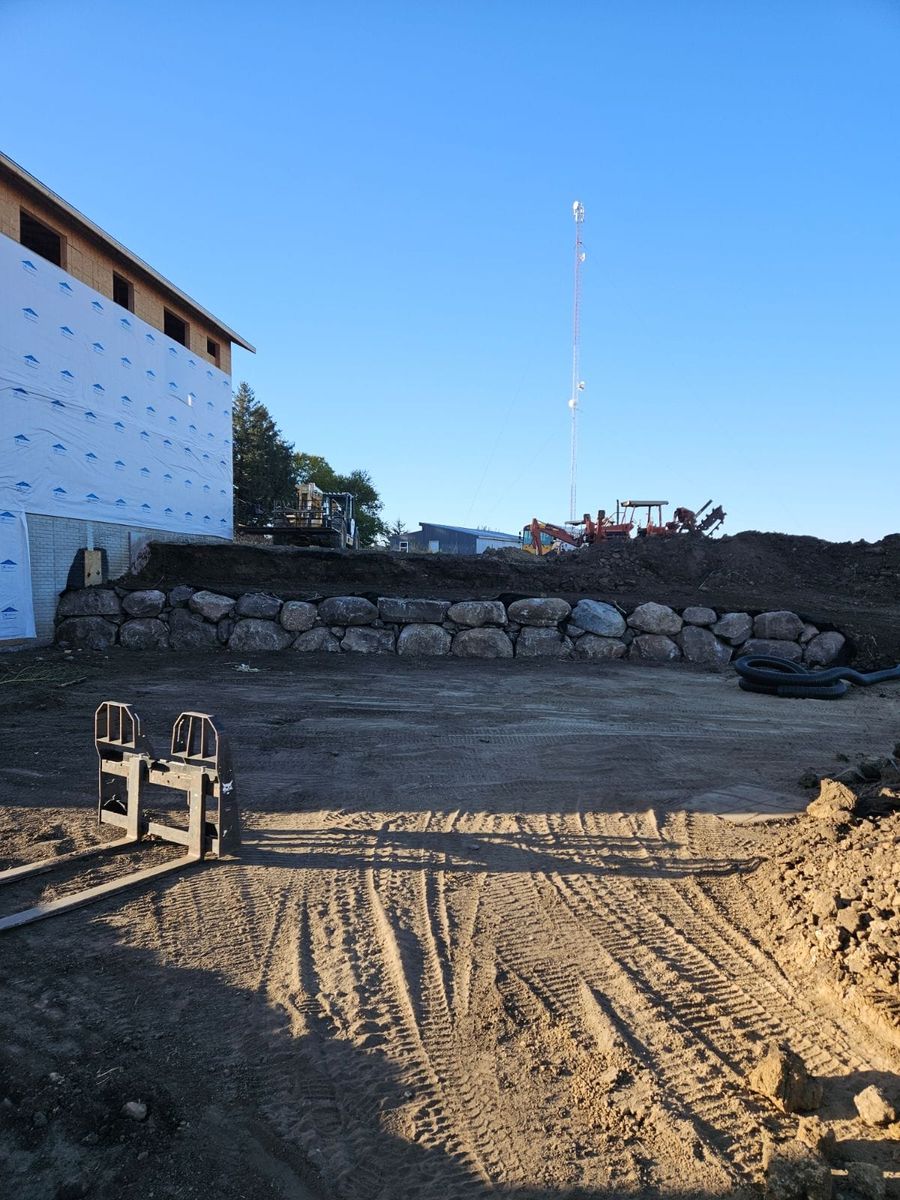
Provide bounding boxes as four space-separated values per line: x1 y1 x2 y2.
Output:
1 651 899 1199
127 531 900 667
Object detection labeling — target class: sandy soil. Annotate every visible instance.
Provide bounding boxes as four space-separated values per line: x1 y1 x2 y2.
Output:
0 652 898 1199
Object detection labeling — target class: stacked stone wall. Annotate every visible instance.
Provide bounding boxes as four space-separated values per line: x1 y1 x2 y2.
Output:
54 589 848 668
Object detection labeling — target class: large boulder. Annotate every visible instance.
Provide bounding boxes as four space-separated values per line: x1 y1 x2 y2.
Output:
168 608 217 649
57 588 121 619
121 589 166 618
681 605 717 627
341 627 396 654
515 627 574 658
754 610 804 642
446 600 506 627
804 632 846 668
279 601 318 633
318 596 378 626
628 602 682 636
677 626 732 667
712 612 753 645
56 616 117 650
452 628 513 658
747 1043 822 1113
575 635 627 660
189 590 235 622
396 624 452 656
506 597 571 627
570 599 626 637
738 638 803 662
235 592 282 620
378 597 450 624
119 618 168 649
228 619 293 652
629 634 681 661
292 628 341 653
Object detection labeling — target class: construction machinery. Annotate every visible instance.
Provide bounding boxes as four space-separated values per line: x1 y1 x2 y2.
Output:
522 500 726 555
0 701 239 932
242 481 359 549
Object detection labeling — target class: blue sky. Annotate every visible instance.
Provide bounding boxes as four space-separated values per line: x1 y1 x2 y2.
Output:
5 0 899 540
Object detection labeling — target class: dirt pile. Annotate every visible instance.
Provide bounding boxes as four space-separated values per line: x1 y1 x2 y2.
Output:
126 530 900 666
755 771 900 1048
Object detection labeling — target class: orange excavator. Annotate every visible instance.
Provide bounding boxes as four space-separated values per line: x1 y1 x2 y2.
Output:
522 500 725 555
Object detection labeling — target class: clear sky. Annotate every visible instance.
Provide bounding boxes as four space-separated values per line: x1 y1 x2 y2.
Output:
5 0 899 541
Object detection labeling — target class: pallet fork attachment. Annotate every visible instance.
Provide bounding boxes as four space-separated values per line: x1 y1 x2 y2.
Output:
0 701 239 932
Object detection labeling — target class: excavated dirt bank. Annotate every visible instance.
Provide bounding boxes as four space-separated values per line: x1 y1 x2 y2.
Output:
125 531 900 667
0 652 898 1199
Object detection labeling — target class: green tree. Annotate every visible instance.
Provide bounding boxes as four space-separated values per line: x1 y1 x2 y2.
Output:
293 453 387 547
232 382 297 525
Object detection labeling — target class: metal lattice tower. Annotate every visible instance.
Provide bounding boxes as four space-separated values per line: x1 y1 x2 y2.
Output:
568 201 586 522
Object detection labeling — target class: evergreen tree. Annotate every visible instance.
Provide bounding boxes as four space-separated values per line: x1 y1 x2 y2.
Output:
232 382 297 525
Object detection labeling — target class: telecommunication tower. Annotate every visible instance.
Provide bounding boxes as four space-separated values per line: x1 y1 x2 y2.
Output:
567 201 586 522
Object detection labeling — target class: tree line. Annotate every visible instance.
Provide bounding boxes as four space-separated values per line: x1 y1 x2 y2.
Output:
232 381 387 546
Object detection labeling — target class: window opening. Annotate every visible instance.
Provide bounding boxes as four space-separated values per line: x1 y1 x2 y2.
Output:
164 309 189 346
113 272 134 311
20 209 64 267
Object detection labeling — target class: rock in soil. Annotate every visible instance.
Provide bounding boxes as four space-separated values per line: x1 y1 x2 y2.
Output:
853 1085 897 1127
747 1043 823 1113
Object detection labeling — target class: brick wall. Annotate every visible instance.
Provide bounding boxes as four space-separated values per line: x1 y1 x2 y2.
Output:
0 174 232 375
26 515 222 642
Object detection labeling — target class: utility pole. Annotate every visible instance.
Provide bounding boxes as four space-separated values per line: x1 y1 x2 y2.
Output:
568 201 586 522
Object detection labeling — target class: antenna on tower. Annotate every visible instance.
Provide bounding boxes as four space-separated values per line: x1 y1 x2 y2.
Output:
568 200 586 522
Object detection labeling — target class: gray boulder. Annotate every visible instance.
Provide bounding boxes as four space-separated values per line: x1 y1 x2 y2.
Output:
318 596 378 626
799 622 820 645
121 590 166 618
292 628 341 653
119 618 168 649
452 628 513 658
341 627 396 654
396 624 452 656
56 616 117 650
57 588 121 619
279 601 318 632
570 599 626 637
378 597 450 624
446 600 506 627
217 618 234 645
682 605 717 627
677 626 732 667
235 592 282 620
738 638 803 662
189 590 235 622
167 608 217 649
515 627 574 658
754 610 804 642
629 634 681 661
575 635 627 660
506 597 571 627
167 586 195 607
804 632 846 668
712 612 753 645
628 602 682 636
228 619 293 652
